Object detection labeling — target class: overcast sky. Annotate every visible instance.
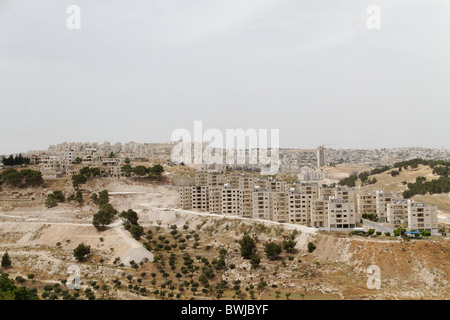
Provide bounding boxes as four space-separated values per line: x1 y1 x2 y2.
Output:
1 0 449 154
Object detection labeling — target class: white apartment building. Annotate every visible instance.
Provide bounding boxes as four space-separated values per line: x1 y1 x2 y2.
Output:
287 190 310 224
311 198 329 228
376 190 402 223
208 186 223 214
192 186 209 211
222 185 240 215
239 189 253 218
408 201 438 235
386 200 409 228
358 191 377 217
263 179 286 192
328 198 356 229
180 186 193 210
270 192 289 223
38 156 68 178
195 171 208 187
238 175 255 190
318 186 334 199
207 172 223 186
252 188 271 220
335 187 358 217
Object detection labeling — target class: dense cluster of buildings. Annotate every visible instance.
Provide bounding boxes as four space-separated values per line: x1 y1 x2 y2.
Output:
326 147 450 167
180 171 439 235
22 142 175 179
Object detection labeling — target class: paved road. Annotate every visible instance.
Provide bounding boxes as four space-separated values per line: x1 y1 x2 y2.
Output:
361 219 394 234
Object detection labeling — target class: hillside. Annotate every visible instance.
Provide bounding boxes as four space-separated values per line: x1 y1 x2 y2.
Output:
1 178 449 300
357 164 450 215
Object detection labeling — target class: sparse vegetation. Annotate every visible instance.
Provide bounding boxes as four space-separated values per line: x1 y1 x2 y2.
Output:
73 243 91 262
307 242 316 253
238 235 256 259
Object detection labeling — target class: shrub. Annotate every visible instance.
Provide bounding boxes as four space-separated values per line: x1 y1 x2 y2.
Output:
250 254 261 268
238 235 256 259
73 243 91 262
307 242 316 253
264 242 282 260
1 251 12 268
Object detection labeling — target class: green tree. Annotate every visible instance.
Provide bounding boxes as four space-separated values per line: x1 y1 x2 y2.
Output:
1 169 23 187
264 242 282 260
20 169 43 186
358 172 370 182
45 196 58 208
132 166 148 176
80 167 91 177
73 243 91 262
74 157 82 164
121 165 132 177
149 164 164 176
120 209 139 225
93 205 117 231
250 254 261 269
0 273 38 300
98 190 110 206
129 225 144 240
238 235 256 259
72 174 87 189
51 190 65 202
75 191 83 203
282 239 297 253
1 251 12 268
91 193 99 204
307 242 316 253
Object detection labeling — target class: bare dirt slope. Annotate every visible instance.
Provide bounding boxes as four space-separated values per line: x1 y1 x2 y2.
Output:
0 178 449 299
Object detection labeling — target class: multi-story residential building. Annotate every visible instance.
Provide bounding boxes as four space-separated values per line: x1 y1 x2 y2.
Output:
318 186 334 199
239 189 253 218
177 171 440 235
335 186 358 217
358 191 377 217
317 146 326 166
264 179 286 192
328 198 356 229
311 198 329 228
376 190 402 223
222 185 240 215
224 174 240 187
180 186 193 210
298 183 319 198
287 190 310 224
238 175 255 190
386 200 409 228
195 171 208 187
252 188 271 220
408 201 438 235
208 186 223 214
38 156 68 178
192 186 209 211
270 192 289 223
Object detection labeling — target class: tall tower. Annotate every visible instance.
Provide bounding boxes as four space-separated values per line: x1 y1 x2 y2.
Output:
317 146 326 167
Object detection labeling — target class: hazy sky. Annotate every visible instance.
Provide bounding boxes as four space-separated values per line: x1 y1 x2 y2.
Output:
1 0 449 154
